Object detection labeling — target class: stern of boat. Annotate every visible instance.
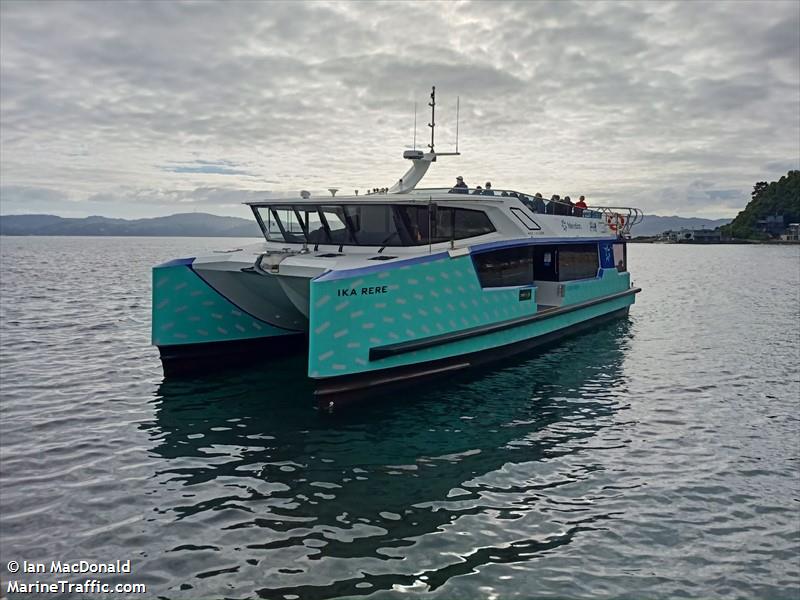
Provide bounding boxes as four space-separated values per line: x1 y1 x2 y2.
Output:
151 256 306 374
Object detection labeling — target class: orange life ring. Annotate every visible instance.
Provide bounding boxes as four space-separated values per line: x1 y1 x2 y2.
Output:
606 213 626 231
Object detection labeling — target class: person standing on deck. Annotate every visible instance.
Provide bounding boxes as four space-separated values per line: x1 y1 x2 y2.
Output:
574 195 588 217
564 196 575 216
533 193 546 213
450 176 469 194
483 182 495 196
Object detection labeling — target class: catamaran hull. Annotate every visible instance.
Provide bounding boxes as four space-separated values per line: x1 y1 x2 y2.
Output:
158 335 307 376
305 246 639 407
152 257 306 373
313 304 632 407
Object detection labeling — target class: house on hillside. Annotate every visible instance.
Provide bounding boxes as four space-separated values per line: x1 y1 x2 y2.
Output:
781 223 800 242
756 214 786 236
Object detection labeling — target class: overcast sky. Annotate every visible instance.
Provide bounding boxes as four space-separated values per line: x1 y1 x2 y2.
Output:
1 0 798 220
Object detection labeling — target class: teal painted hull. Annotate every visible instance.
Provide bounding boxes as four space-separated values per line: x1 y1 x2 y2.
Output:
152 260 299 369
308 256 636 384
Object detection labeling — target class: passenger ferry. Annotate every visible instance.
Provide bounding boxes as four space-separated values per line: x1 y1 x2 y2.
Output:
152 91 642 406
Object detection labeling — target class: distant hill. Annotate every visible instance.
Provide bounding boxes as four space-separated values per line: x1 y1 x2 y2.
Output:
0 213 262 237
722 170 799 239
632 215 731 237
0 211 729 238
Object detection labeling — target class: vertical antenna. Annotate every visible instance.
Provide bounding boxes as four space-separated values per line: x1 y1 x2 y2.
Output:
413 101 417 151
428 86 436 153
455 96 460 153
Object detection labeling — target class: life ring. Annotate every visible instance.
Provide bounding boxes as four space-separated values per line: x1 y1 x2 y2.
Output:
606 213 626 231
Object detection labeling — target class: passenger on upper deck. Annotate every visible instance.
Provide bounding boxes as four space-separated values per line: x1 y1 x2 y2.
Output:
574 195 587 217
450 176 469 194
533 192 546 213
564 196 575 216
473 186 483 195
483 182 495 196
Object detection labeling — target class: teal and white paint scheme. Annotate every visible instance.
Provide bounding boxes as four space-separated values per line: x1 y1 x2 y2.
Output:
152 141 642 400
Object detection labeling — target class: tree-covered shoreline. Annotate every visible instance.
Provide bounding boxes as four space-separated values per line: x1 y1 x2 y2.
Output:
722 171 800 240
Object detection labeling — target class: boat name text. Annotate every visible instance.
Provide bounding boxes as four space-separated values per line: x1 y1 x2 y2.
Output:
337 286 389 297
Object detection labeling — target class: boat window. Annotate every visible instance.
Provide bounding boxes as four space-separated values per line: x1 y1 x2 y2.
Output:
252 204 494 246
510 207 541 231
532 244 600 282
557 244 599 281
432 207 496 243
343 205 424 246
318 206 352 244
255 207 306 243
473 246 534 288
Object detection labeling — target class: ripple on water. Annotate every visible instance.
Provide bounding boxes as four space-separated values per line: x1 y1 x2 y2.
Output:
0 239 798 599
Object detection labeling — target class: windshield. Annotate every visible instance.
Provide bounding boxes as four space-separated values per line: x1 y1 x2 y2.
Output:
253 204 495 247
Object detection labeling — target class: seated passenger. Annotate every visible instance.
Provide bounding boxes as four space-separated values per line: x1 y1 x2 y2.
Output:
449 176 469 194
501 191 509 197
482 182 495 196
473 186 483 194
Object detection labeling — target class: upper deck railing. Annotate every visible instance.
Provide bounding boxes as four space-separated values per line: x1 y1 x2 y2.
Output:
411 187 644 235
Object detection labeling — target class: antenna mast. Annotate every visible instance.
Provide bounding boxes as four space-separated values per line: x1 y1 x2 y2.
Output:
428 86 436 153
413 101 417 151
455 96 460 153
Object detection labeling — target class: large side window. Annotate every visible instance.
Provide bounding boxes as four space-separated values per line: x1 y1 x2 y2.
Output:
532 244 599 281
558 244 599 281
433 207 495 242
473 246 534 288
454 208 495 238
394 205 430 246
344 205 399 246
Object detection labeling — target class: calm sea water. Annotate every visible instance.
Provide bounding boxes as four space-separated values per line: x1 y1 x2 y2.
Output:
0 236 798 600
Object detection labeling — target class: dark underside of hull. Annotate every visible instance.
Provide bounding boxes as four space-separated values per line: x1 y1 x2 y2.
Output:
157 307 630 405
313 306 631 409
157 334 307 377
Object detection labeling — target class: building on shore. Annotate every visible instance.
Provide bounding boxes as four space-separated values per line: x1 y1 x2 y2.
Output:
660 228 724 243
756 214 786 236
781 223 800 242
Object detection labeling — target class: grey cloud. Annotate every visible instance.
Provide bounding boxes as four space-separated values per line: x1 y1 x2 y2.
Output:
1 0 798 220
763 159 800 173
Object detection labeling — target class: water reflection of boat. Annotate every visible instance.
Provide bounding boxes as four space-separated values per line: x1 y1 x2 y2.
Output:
145 320 631 597
151 88 641 405
150 319 630 503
